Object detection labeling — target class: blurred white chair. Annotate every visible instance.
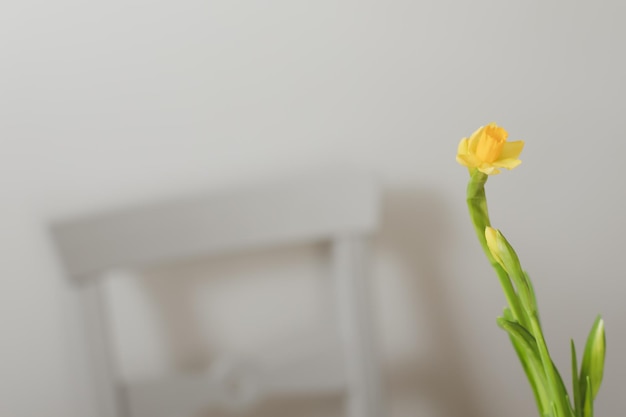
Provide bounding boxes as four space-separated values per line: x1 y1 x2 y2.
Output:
51 173 383 417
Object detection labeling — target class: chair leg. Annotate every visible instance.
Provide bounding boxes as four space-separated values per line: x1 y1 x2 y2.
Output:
331 236 383 417
79 281 124 417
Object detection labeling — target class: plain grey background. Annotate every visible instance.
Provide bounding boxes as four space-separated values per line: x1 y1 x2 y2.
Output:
1 1 625 416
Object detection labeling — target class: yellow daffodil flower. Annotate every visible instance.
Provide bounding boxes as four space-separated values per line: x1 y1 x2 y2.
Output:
456 123 525 175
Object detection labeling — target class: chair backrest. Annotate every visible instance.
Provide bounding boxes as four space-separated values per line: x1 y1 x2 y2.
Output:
51 172 383 417
53 173 379 282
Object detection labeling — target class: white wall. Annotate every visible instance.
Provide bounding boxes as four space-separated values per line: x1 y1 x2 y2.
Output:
2 1 626 416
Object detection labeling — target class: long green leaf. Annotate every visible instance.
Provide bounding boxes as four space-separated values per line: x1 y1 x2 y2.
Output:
551 361 575 417
497 316 550 414
571 340 581 417
583 377 593 417
524 271 540 324
527 314 569 417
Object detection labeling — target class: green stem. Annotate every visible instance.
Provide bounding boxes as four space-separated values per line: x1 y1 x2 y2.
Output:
466 170 527 328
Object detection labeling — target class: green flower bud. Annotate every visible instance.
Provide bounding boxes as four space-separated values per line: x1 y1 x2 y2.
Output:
484 226 522 275
581 316 606 400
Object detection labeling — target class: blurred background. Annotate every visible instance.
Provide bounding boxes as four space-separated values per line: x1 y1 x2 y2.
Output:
2 1 626 416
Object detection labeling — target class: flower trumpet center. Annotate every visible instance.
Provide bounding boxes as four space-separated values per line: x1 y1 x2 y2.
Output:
475 124 508 163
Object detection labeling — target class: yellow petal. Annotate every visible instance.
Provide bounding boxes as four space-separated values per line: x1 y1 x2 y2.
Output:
457 138 470 156
456 156 469 167
478 164 500 175
467 126 486 153
493 158 522 170
500 140 524 160
468 125 486 142
457 154 479 168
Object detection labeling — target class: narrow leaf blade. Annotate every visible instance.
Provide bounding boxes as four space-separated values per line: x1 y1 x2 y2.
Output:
571 340 581 417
